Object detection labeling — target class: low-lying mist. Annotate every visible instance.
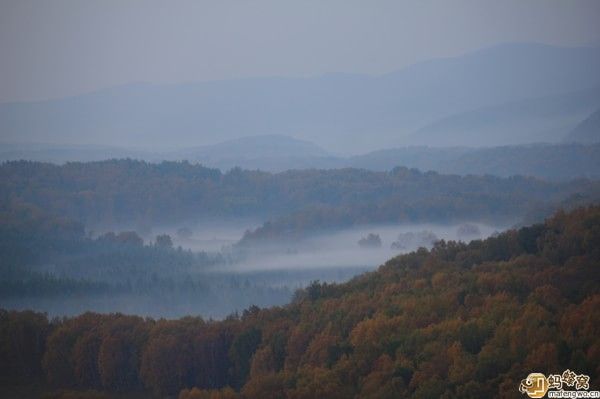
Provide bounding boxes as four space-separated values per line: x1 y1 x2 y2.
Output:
217 222 501 273
0 219 506 320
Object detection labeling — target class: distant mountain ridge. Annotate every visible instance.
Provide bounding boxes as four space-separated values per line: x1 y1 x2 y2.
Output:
564 107 600 143
409 86 600 147
1 43 600 152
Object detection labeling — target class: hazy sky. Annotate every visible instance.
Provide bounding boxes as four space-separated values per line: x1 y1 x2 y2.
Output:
1 0 600 103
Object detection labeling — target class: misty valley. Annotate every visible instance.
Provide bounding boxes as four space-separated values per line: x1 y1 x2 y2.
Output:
2 128 600 399
0 215 502 319
1 159 598 321
2 5 600 397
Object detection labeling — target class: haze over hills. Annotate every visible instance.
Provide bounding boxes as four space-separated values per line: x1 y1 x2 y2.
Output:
173 135 334 170
0 143 150 164
3 136 600 181
1 43 600 153
0 135 332 167
564 107 600 144
2 2 600 398
408 86 600 147
346 143 600 180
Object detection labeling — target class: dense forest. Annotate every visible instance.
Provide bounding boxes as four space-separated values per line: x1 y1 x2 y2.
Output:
3 159 600 232
4 160 599 317
0 201 300 318
2 3 600 399
1 205 598 398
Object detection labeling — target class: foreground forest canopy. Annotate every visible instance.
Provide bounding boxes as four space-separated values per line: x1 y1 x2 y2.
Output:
1 205 598 398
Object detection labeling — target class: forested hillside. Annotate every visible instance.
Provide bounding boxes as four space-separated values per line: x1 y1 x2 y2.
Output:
2 205 598 398
2 160 599 231
0 201 295 319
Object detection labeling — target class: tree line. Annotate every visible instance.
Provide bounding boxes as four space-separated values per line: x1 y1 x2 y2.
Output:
2 160 599 230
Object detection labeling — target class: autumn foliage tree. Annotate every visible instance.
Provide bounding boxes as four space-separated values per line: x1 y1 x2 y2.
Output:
1 205 600 397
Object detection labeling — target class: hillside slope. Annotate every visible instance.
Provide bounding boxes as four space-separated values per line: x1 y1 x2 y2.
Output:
345 143 600 180
1 205 599 398
408 87 600 147
3 160 598 230
565 108 600 144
